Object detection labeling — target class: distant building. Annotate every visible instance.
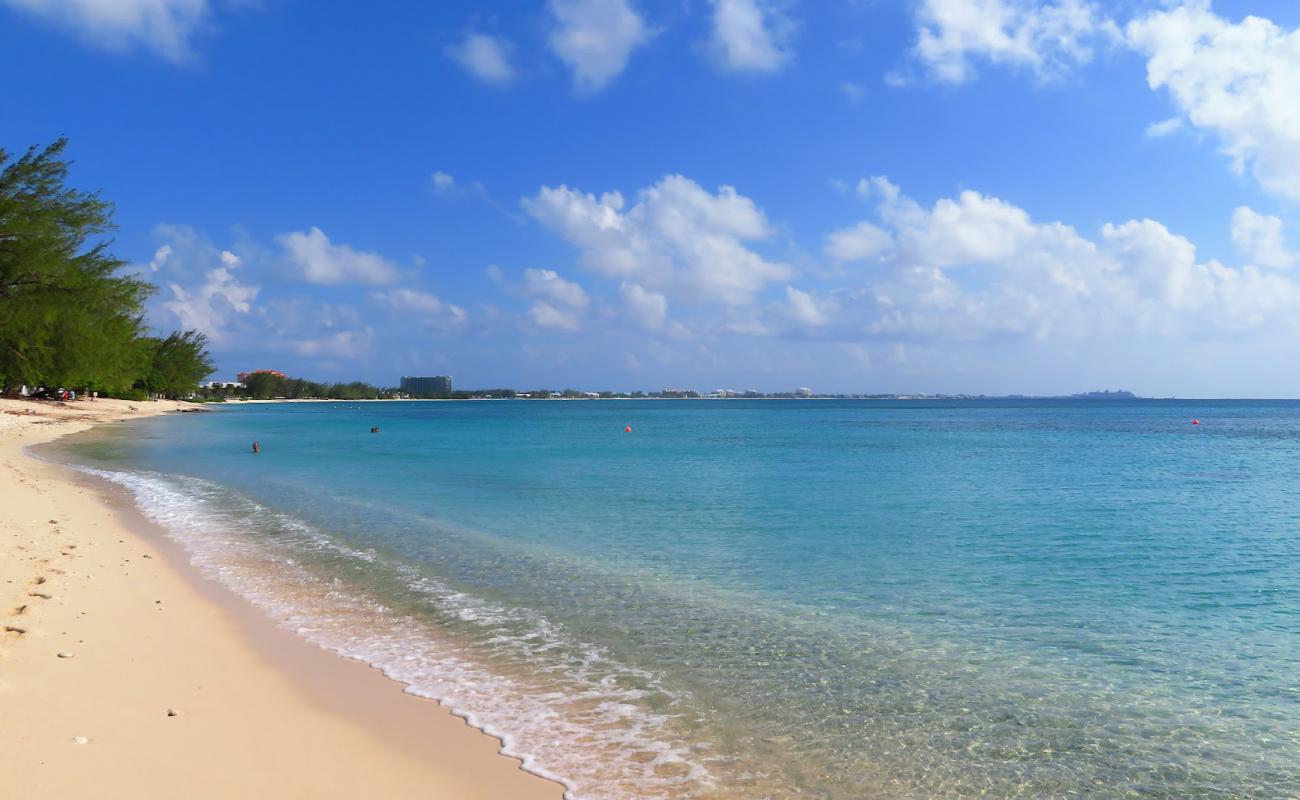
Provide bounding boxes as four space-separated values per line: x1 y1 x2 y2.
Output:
795 387 813 398
400 375 453 397
237 369 286 382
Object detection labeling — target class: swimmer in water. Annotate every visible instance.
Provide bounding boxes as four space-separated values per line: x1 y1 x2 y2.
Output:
252 441 260 454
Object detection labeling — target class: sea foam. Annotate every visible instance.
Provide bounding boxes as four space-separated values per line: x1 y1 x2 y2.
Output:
79 465 716 800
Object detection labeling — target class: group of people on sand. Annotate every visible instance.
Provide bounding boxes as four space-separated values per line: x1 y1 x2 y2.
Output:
18 386 97 401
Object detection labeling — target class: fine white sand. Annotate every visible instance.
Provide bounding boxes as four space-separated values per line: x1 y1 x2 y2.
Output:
0 397 564 799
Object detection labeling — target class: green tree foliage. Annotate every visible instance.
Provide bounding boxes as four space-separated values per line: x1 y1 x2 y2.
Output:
220 372 391 401
139 330 215 399
0 139 213 397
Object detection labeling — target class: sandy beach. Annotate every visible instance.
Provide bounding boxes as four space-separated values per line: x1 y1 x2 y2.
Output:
0 397 564 799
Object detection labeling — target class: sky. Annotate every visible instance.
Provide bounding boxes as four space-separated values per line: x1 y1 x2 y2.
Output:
3 0 1300 396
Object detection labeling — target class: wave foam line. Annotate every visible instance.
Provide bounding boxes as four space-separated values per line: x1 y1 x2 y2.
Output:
77 465 716 800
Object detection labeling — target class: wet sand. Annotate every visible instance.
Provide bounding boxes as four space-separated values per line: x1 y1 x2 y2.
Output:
0 397 565 799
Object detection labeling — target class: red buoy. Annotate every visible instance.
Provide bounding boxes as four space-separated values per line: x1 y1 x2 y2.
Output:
1192 419 1199 425
625 426 632 433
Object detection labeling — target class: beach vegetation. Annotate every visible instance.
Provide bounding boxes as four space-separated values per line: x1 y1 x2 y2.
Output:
0 139 214 398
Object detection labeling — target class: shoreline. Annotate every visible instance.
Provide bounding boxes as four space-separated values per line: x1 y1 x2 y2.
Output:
0 397 565 799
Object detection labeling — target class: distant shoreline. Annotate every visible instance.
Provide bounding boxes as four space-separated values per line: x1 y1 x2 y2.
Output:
232 395 1169 403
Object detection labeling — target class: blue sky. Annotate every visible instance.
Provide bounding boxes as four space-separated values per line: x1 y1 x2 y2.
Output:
4 0 1300 395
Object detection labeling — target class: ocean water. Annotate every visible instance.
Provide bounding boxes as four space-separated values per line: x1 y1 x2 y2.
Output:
45 399 1300 798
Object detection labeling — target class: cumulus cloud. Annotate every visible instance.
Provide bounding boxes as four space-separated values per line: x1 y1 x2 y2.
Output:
517 268 588 330
825 220 893 262
522 268 589 308
445 32 515 86
373 288 468 329
1231 207 1296 270
768 178 1300 344
523 174 789 306
0 0 210 62
289 328 374 360
277 227 401 286
546 0 650 91
620 282 667 329
779 285 833 327
910 0 1117 83
161 249 260 342
529 301 584 331
707 0 793 73
1127 2 1300 202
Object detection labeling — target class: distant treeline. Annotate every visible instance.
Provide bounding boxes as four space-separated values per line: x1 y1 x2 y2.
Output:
200 373 394 400
0 139 214 400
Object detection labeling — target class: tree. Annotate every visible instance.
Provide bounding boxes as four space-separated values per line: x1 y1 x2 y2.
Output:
138 330 214 398
0 138 152 393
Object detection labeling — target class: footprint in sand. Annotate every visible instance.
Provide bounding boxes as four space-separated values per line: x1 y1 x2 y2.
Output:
28 592 52 600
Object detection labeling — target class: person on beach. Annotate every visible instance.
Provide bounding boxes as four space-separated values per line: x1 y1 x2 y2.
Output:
252 441 260 454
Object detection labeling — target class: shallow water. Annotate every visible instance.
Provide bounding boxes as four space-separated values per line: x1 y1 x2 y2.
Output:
47 400 1300 798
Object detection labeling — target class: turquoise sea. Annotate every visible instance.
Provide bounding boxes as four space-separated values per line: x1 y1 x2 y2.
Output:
47 400 1300 798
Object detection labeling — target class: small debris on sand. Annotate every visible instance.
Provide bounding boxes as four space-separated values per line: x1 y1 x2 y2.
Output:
72 736 89 745
56 651 74 659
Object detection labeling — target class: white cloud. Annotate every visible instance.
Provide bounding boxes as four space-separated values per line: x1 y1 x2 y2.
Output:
290 328 374 360
373 288 468 329
1127 3 1300 202
765 178 1300 344
524 174 789 306
619 282 667 329
779 285 832 327
432 171 456 193
1231 207 1296 270
1 0 209 62
825 220 893 261
1144 116 1183 139
522 268 589 308
445 32 516 86
277 227 401 286
707 0 793 74
161 249 259 342
912 0 1116 83
546 0 650 91
147 243 173 271
529 301 583 331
